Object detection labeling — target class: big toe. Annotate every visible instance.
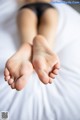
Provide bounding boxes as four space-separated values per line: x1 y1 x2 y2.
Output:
37 70 50 84
15 75 27 91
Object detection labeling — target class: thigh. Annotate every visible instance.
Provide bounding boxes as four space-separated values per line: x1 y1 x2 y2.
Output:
38 8 58 47
18 8 38 28
39 8 58 26
17 9 38 43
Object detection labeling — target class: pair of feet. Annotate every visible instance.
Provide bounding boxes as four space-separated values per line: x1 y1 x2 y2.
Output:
4 35 60 91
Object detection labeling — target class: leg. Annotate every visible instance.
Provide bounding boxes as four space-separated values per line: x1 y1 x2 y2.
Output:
32 8 60 84
4 9 37 90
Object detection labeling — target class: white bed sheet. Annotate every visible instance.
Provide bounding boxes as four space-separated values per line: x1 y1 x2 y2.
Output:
0 1 80 120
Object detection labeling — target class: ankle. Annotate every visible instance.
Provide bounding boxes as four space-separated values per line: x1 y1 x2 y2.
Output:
17 43 32 60
33 35 46 44
21 42 32 50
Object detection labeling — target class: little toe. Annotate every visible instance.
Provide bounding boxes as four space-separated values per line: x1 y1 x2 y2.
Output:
37 70 50 84
8 78 14 85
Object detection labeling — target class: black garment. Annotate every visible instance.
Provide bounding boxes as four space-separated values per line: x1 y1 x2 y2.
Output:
20 2 54 24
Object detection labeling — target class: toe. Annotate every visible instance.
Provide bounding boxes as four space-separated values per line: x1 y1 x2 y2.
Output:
53 69 59 75
8 78 14 85
37 70 50 84
4 68 10 76
49 73 55 78
5 75 10 81
54 62 60 70
49 78 53 84
11 82 15 89
15 75 27 91
4 68 11 81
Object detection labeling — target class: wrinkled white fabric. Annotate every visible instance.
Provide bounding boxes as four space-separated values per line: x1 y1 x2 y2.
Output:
0 1 80 120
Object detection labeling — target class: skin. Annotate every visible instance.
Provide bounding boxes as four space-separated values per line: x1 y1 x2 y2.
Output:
4 0 60 91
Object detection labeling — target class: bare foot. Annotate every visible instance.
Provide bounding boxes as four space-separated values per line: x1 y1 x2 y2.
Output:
32 35 60 84
4 43 33 91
